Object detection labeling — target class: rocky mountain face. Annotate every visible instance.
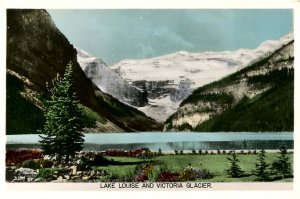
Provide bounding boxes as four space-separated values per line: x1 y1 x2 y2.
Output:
6 9 162 134
77 49 147 107
164 37 294 132
110 33 293 122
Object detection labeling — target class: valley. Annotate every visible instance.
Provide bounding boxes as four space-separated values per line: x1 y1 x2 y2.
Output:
78 32 293 123
5 9 295 186
5 9 294 134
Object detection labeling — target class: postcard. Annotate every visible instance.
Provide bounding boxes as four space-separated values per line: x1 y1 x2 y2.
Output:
1 0 299 199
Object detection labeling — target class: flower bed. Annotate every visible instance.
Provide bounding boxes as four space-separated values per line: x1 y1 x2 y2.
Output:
156 171 180 182
101 148 159 158
6 150 42 166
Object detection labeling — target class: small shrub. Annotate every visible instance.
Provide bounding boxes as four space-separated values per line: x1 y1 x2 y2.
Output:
195 168 213 179
271 144 292 179
199 149 202 155
252 149 270 181
37 159 53 168
158 148 162 155
19 160 41 170
142 162 154 177
133 162 154 182
178 166 213 181
174 150 178 155
178 167 196 181
37 168 55 180
78 157 92 170
225 152 244 178
37 168 69 181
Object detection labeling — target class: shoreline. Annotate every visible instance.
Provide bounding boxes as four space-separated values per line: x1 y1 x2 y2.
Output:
5 148 294 154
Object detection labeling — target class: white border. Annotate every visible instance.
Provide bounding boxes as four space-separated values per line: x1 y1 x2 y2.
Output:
0 0 298 9
0 0 299 199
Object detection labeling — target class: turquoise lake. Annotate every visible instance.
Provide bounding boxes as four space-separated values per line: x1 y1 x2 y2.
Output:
6 132 293 151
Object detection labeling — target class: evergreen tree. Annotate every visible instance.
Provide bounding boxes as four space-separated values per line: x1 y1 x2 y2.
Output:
225 151 244 177
39 63 84 163
271 144 292 179
252 149 270 181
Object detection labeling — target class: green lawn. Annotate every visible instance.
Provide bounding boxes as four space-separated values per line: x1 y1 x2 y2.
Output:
94 153 293 182
94 156 145 177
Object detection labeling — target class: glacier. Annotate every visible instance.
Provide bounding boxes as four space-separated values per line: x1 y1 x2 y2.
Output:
78 32 293 122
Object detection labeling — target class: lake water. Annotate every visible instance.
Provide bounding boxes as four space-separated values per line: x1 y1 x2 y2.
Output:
6 132 293 151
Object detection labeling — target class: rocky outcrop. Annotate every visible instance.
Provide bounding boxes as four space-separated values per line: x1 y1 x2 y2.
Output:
132 79 192 102
77 49 148 107
6 9 163 133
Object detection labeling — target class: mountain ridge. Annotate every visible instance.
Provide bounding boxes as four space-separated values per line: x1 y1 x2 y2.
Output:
164 38 294 132
77 48 148 107
108 32 293 122
6 9 163 134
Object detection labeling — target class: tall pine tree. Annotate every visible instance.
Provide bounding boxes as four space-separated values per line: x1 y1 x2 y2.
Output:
39 63 84 163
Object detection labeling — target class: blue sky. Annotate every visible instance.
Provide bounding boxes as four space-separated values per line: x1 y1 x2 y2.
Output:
48 9 293 65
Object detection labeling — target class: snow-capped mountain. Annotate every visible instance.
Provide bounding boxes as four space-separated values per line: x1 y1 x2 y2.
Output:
165 37 294 131
77 49 147 107
110 32 293 122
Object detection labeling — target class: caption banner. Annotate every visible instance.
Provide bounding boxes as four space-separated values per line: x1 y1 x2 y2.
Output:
99 182 212 190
